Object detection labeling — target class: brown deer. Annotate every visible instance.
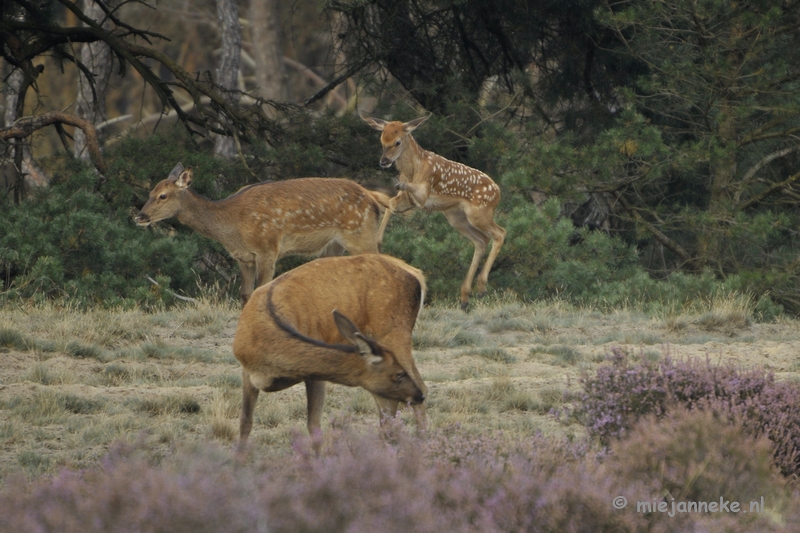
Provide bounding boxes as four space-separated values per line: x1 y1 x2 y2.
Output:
233 253 428 453
362 114 506 310
135 163 389 305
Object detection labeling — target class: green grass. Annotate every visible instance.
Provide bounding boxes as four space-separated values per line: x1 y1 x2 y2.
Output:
130 394 203 416
464 346 517 364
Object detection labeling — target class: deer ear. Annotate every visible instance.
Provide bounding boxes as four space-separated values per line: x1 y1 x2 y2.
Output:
403 114 430 133
168 162 184 180
332 309 383 363
175 166 194 189
360 113 387 132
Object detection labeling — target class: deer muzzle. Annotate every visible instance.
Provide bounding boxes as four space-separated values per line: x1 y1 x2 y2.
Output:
134 212 151 226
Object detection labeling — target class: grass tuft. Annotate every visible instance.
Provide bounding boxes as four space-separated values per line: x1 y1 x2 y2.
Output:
464 346 517 364
0 328 34 350
132 394 202 416
65 341 105 360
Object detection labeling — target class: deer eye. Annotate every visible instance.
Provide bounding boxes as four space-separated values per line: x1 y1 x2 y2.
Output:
394 140 401 147
158 193 167 200
395 371 407 382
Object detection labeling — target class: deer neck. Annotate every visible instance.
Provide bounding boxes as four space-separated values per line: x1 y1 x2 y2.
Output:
396 135 426 179
175 189 238 242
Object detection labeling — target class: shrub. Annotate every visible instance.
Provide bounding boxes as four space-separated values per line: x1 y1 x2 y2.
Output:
608 407 782 505
0 133 259 308
3 422 799 533
382 195 756 313
0 431 639 533
579 349 800 478
605 407 789 532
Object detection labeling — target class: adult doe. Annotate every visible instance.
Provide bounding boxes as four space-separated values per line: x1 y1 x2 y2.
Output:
362 114 506 310
233 253 428 453
135 163 387 305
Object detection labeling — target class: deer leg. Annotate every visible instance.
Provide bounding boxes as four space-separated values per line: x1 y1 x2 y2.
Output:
475 221 506 295
254 252 277 292
320 240 347 257
237 259 258 306
464 208 506 296
376 192 412 250
376 204 394 252
397 181 430 208
444 209 490 310
305 380 326 455
239 370 260 450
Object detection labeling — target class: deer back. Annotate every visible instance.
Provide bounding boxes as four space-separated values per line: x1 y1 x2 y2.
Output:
233 254 427 403
136 164 383 254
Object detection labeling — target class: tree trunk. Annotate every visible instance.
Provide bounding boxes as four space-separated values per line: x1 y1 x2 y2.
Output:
249 0 287 104
4 70 48 202
74 0 114 163
697 100 738 271
214 0 242 159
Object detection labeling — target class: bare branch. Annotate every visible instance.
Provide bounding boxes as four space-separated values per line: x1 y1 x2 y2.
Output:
0 111 106 173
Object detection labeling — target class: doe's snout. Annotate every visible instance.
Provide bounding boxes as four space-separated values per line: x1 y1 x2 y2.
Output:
134 212 150 226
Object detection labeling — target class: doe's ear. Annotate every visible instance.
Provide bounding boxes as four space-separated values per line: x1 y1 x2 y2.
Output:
360 113 388 132
332 309 383 363
403 114 431 133
168 162 184 180
175 166 194 189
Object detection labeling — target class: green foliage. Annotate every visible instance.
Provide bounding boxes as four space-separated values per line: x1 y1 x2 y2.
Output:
0 111 791 314
382 195 767 313
0 166 202 308
383 196 638 307
0 132 253 308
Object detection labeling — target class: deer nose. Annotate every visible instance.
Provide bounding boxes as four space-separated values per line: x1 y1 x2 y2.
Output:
413 390 426 404
379 158 393 169
134 212 150 225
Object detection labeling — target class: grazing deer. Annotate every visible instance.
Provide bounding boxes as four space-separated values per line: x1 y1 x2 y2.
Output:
362 113 506 310
135 163 388 305
233 253 428 453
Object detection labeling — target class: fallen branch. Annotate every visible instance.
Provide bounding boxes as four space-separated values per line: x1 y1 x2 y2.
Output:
146 276 198 303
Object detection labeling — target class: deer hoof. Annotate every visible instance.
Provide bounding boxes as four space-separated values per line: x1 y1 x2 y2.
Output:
460 301 470 312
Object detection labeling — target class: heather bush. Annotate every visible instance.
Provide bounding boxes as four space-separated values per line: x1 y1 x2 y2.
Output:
3 423 798 533
0 430 636 533
608 408 783 506
604 408 790 533
579 350 800 478
0 442 264 533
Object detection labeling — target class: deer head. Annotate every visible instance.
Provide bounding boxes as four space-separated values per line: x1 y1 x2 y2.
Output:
134 163 194 226
331 309 426 405
361 114 430 169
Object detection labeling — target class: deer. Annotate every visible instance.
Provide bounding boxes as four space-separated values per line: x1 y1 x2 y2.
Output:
361 113 506 310
135 162 391 305
233 253 428 454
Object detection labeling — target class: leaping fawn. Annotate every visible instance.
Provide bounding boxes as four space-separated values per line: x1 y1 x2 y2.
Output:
362 113 506 310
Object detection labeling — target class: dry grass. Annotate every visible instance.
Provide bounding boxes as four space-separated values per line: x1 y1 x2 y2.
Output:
0 295 799 480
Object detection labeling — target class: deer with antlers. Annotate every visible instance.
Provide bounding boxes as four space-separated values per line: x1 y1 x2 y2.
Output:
362 114 506 310
135 163 390 305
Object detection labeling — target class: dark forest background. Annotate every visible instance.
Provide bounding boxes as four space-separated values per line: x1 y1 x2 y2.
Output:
2 0 799 315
